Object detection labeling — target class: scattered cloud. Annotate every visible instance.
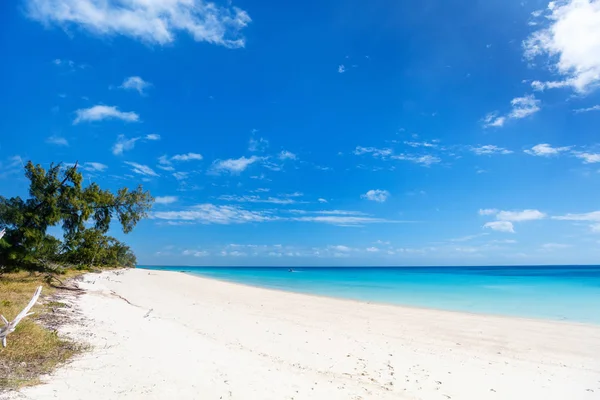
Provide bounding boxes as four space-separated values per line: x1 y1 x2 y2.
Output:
574 105 600 113
338 65 346 73
523 0 600 93
153 205 403 227
74 105 139 124
211 155 261 174
496 209 546 222
524 143 571 156
483 95 540 128
391 154 441 166
81 162 107 172
46 135 68 146
112 135 140 155
404 141 436 148
553 210 600 222
482 112 506 128
171 153 203 162
218 194 298 205
484 221 515 233
470 145 512 155
182 250 209 257
479 209 498 216
480 209 545 233
26 0 252 49
541 243 571 250
278 150 297 160
361 189 390 203
509 95 541 119
124 161 159 177
119 76 151 95
153 204 274 224
366 247 379 252
172 171 189 180
317 198 328 203
145 133 160 140
573 152 600 163
249 136 269 152
354 146 393 158
155 196 178 204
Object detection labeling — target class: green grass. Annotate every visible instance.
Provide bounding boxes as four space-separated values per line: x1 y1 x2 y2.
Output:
0 271 83 390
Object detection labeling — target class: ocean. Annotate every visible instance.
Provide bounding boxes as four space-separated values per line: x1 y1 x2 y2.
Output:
138 265 600 324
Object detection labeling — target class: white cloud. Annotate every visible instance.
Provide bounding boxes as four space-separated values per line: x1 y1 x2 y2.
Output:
470 145 513 155
338 65 346 73
172 171 189 180
484 221 515 233
362 189 390 203
317 198 328 203
573 152 600 163
523 0 600 93
26 0 252 49
329 245 352 252
482 112 506 128
74 105 139 124
391 154 441 166
124 161 159 177
81 162 107 172
496 209 546 222
479 208 498 216
46 135 68 146
248 137 268 152
404 141 436 148
482 95 540 128
153 204 274 224
120 76 151 95
524 143 571 156
480 209 545 232
541 243 571 250
530 80 571 91
218 195 298 205
553 210 600 221
278 150 297 160
211 156 261 174
155 196 178 204
509 95 541 119
366 247 379 252
157 165 175 171
112 135 140 155
182 250 208 257
171 153 203 161
574 105 600 113
153 205 401 227
354 146 393 158
145 133 160 140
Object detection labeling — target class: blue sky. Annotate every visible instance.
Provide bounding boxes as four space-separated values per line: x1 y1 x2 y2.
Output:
1 0 600 266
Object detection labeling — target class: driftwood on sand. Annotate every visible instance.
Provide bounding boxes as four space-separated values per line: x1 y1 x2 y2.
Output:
0 286 42 347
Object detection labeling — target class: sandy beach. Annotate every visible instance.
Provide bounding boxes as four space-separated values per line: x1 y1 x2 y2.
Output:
9 268 600 400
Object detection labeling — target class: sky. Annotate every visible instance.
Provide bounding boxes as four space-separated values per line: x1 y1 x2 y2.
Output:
1 0 600 266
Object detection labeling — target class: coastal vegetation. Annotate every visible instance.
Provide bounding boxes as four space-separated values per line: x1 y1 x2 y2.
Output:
0 161 153 390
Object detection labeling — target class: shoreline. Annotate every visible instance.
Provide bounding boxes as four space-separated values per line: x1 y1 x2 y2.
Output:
10 268 600 399
167 268 598 326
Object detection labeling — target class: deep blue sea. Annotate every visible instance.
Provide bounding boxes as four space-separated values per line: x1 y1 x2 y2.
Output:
138 265 600 324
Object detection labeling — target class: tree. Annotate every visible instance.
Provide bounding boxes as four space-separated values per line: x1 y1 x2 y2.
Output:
0 161 153 270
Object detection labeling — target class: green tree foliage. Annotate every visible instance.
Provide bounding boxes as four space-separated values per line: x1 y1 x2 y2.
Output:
0 161 153 271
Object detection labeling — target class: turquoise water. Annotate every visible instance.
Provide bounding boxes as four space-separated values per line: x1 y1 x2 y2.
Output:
138 266 600 324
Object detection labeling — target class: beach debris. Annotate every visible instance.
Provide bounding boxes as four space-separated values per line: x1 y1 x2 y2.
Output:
0 286 42 347
144 308 153 318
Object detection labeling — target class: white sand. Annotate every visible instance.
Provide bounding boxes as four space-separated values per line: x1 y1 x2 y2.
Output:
9 268 600 400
